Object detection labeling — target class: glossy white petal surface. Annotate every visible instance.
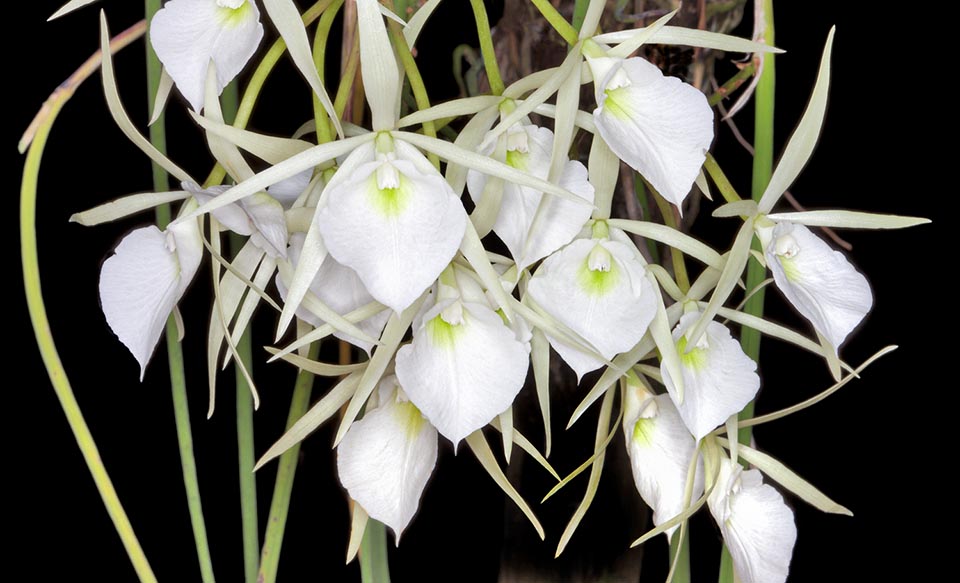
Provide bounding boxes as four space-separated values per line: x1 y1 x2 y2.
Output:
588 56 713 210
765 222 872 350
662 312 760 441
150 0 263 112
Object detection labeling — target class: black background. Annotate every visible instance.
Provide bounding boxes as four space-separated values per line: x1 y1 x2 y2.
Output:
11 1 943 581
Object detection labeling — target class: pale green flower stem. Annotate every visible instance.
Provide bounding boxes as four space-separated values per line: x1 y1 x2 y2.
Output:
720 1 775 581
469 0 504 95
530 0 579 45
145 0 217 580
19 20 157 583
360 520 392 583
652 188 691 293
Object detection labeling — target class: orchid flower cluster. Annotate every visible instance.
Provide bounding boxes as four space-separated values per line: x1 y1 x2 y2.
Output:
53 0 929 581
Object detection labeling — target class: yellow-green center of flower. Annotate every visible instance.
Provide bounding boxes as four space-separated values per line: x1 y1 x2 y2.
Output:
216 0 252 26
603 87 632 120
368 163 410 216
632 417 654 446
577 243 619 295
395 399 426 439
427 313 465 348
677 335 709 371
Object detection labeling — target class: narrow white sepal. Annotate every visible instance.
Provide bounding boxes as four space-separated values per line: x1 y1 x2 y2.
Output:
527 238 656 381
708 458 797 583
661 312 760 441
588 56 713 211
622 385 703 540
765 222 872 351
395 301 530 448
150 0 264 112
357 0 401 130
337 377 438 540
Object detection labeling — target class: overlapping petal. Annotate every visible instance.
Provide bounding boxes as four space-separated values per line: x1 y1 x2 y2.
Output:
395 299 530 448
527 237 656 380
708 458 797 583
467 124 594 269
150 0 264 112
99 215 202 379
337 376 438 540
764 222 872 350
186 181 288 258
588 56 713 210
622 383 703 539
662 312 760 441
316 140 467 313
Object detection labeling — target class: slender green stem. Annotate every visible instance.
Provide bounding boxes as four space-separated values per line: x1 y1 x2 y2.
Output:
257 343 321 583
20 21 157 583
469 0 504 95
651 188 690 293
146 1 216 580
333 29 361 121
708 62 757 107
669 529 691 583
572 0 590 31
529 0 579 45
703 153 742 204
359 519 391 583
312 0 344 145
632 174 660 263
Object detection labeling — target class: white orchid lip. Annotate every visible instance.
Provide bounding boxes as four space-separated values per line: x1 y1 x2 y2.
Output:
150 0 264 112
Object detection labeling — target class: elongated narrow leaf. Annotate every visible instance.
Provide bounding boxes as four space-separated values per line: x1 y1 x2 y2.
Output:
397 131 592 207
261 0 342 137
49 0 98 20
646 264 684 302
695 170 712 201
490 416 559 480
817 331 843 382
712 200 758 218
204 63 255 181
719 439 852 515
255 372 362 469
498 407 514 464
175 134 375 224
532 103 597 133
345 503 369 564
567 340 647 430
465 431 545 539
265 347 366 376
224 255 278 368
767 210 930 230
555 388 615 557
549 54 583 182
607 10 677 59
402 0 443 48
191 112 313 164
649 280 684 402
595 25 784 55
201 235 281 312
607 218 723 269
444 105 499 196
100 12 192 183
587 133 619 220
71 190 189 226
759 28 835 212
460 221 513 318
531 328 552 457
399 95 501 128
356 0 400 130
333 294 427 447
148 69 173 126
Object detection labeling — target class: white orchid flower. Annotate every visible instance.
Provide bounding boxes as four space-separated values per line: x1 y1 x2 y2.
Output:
184 181 288 259
662 311 760 441
622 380 703 540
708 457 797 583
395 268 530 448
315 135 467 314
466 123 595 270
586 55 713 210
150 0 264 112
275 233 389 354
526 227 657 381
760 221 872 351
99 202 203 379
337 375 438 541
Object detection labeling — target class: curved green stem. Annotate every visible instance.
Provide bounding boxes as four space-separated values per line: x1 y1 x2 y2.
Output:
360 519 391 583
257 342 320 583
469 0 504 95
20 21 157 583
651 188 690 294
530 0 579 45
313 0 345 145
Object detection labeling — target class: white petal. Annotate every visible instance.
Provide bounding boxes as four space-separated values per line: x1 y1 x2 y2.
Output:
622 385 703 539
267 168 312 208
527 238 657 380
241 193 289 259
662 312 760 441
277 234 389 354
150 0 263 112
467 125 594 270
336 377 438 540
395 302 530 447
765 223 872 350
316 141 467 313
99 223 201 378
588 56 713 210
708 458 797 583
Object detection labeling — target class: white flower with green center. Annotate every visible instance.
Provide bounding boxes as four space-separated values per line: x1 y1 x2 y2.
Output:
526 233 657 380
762 222 872 351
466 123 595 270
275 233 389 354
394 271 530 448
150 0 263 112
662 311 760 441
622 380 702 540
336 375 438 540
185 181 288 259
99 202 203 379
315 135 467 314
708 457 797 583
586 55 713 211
